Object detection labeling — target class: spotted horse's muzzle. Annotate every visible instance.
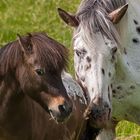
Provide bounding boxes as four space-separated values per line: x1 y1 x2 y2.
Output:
84 97 111 128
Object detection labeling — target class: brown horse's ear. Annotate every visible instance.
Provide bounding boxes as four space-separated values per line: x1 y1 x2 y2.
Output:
108 3 128 24
17 33 33 54
58 8 79 27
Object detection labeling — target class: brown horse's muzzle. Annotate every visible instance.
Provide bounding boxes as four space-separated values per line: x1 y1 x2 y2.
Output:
47 95 72 122
49 101 72 122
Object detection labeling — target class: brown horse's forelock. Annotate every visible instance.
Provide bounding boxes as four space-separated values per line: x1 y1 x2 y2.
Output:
0 32 68 76
31 33 68 72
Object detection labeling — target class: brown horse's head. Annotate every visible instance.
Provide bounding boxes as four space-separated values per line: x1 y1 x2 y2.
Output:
0 32 72 122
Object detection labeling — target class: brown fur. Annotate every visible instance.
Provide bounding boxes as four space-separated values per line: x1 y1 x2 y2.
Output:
0 32 72 140
0 32 68 76
0 32 100 140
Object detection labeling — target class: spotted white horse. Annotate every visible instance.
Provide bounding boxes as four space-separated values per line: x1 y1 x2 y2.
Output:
58 0 140 139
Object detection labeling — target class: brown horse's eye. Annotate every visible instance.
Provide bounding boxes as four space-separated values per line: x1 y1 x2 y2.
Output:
36 69 45 76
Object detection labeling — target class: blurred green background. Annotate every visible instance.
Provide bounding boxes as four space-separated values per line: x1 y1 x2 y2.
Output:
0 0 140 139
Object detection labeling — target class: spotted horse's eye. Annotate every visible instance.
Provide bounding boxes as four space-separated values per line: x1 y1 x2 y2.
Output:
35 69 45 76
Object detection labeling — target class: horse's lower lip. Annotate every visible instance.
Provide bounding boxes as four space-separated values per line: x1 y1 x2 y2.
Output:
49 112 61 124
56 111 72 123
49 109 72 123
90 116 109 128
49 111 57 121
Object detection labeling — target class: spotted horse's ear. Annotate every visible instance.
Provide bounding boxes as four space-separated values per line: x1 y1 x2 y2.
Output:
58 8 79 27
108 3 128 24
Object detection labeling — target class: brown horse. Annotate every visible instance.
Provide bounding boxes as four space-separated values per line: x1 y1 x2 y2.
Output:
0 32 101 140
0 32 74 140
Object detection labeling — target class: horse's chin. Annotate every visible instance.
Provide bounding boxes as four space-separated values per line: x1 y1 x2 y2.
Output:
89 109 111 128
84 105 111 128
90 117 109 128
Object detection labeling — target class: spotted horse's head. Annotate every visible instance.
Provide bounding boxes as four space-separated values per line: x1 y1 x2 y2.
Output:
58 2 128 128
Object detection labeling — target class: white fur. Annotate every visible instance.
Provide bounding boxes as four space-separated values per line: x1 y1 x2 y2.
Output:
73 0 140 139
73 25 114 108
111 0 140 123
61 71 87 105
96 0 140 139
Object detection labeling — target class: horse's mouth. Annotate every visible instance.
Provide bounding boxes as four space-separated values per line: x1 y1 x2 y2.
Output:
84 104 111 128
49 109 71 123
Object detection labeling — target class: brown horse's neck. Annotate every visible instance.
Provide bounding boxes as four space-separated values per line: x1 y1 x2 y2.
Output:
0 75 48 140
0 74 24 123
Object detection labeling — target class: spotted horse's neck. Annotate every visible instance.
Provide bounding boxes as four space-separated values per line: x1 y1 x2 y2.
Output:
116 0 140 75
111 0 140 124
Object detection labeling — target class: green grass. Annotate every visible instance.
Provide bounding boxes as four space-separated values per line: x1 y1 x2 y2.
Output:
0 0 77 73
116 121 140 140
0 0 140 139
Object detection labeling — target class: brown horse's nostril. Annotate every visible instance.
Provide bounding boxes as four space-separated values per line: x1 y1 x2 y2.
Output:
58 103 72 116
59 105 66 113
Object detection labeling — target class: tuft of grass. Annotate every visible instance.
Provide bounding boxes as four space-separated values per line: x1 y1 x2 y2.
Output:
116 121 140 140
0 0 140 139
